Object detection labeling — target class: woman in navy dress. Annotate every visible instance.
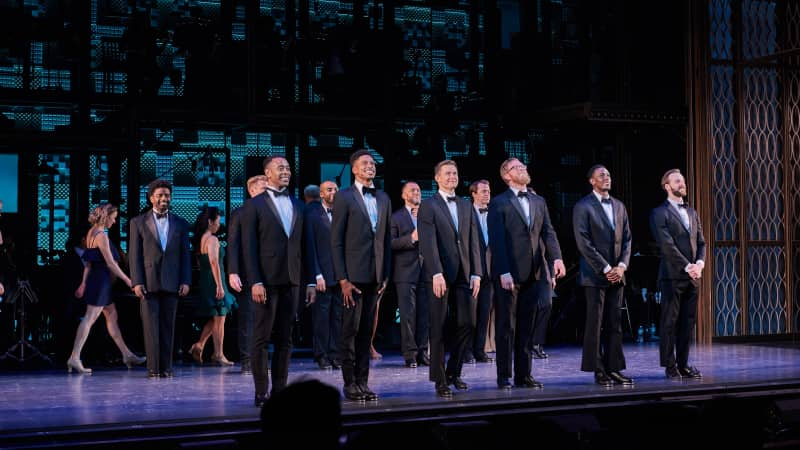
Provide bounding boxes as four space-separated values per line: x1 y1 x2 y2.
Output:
68 203 145 374
188 207 235 365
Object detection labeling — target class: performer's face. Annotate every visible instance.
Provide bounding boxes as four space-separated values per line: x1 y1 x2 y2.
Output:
265 158 291 188
150 188 171 213
352 155 376 183
590 167 612 193
472 182 491 206
435 164 459 192
320 181 338 205
402 182 421 206
105 211 118 229
248 179 268 198
665 172 687 198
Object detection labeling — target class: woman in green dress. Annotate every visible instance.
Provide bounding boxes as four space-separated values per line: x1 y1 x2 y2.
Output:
188 207 235 365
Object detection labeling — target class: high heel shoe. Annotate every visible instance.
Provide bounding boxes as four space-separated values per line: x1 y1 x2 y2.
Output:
67 357 92 374
211 355 234 366
189 344 203 364
123 354 146 368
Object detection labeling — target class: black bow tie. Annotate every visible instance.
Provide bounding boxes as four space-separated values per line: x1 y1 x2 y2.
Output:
269 188 289 197
478 208 488 214
600 198 612 204
517 191 527 198
326 208 333 214
677 202 688 209
361 186 376 196
154 211 168 220
446 196 457 202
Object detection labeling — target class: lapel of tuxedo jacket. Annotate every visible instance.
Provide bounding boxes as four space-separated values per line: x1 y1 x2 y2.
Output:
590 196 615 232
432 194 457 234
506 190 529 228
145 213 162 253
350 186 372 229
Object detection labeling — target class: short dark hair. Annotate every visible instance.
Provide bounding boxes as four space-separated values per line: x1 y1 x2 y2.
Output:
469 179 490 195
587 164 607 179
349 149 373 166
661 168 682 189
262 155 287 172
434 159 457 176
147 179 173 200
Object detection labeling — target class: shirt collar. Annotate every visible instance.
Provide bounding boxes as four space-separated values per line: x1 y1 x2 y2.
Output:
593 191 610 203
438 190 456 201
667 198 686 208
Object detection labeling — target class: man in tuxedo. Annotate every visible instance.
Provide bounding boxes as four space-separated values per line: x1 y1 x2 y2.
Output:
305 180 342 370
330 149 391 401
573 164 633 386
418 160 482 398
129 179 192 378
488 159 564 390
228 175 268 374
650 169 706 379
466 179 494 364
390 181 429 368
242 156 305 407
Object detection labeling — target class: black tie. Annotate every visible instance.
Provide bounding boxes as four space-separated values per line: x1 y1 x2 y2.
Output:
155 211 168 220
478 208 488 214
269 188 289 197
446 196 457 202
601 198 612 204
517 191 527 198
361 186 377 196
326 208 333 215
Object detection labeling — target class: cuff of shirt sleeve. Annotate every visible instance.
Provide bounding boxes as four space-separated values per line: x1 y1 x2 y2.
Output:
433 273 444 280
603 265 612 274
695 260 705 269
316 274 324 281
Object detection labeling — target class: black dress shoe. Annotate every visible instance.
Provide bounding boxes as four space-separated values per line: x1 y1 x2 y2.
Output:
254 392 268 408
317 358 332 370
665 365 681 379
475 352 492 363
417 353 431 366
405 358 418 368
608 371 634 385
331 359 342 369
678 366 703 379
531 345 548 359
436 383 453 398
343 384 366 401
147 370 159 378
160 370 174 378
594 371 614 386
514 375 544 389
448 376 469 390
463 355 476 364
357 383 379 401
241 360 252 375
497 378 513 390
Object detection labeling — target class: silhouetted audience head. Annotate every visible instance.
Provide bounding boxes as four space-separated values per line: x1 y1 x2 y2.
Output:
261 379 342 450
304 184 320 203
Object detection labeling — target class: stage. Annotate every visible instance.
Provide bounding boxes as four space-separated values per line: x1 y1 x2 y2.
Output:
2 342 800 449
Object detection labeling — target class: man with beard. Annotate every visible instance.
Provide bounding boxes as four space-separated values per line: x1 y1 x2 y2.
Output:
649 169 706 379
489 159 564 390
242 156 305 407
305 180 342 370
331 149 391 401
227 175 268 373
418 160 482 398
390 181 429 368
130 180 192 378
573 165 633 386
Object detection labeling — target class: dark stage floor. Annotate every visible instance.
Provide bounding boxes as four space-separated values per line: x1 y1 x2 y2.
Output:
1 342 799 448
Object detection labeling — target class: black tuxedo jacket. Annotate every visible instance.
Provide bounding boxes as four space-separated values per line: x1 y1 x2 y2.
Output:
129 211 192 293
391 207 422 283
305 201 336 286
241 191 305 287
330 185 392 284
650 201 706 286
572 193 632 287
487 189 561 284
472 206 491 279
418 194 482 283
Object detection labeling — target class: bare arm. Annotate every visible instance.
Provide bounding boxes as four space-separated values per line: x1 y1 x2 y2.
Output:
96 233 132 287
205 235 225 300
